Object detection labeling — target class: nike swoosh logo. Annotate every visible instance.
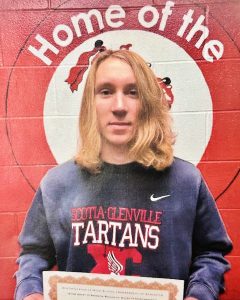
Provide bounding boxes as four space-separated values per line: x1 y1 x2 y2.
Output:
150 194 171 201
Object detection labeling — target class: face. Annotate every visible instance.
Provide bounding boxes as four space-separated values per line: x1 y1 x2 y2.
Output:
95 57 141 154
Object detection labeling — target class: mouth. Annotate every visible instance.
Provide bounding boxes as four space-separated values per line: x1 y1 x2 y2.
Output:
108 122 132 131
109 122 131 126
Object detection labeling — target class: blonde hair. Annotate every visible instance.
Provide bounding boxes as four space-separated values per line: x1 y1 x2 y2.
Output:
75 49 175 173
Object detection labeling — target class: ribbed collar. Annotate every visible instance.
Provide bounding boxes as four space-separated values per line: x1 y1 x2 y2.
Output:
101 161 146 174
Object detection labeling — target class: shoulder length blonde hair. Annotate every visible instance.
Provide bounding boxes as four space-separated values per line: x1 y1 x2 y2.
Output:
75 49 175 173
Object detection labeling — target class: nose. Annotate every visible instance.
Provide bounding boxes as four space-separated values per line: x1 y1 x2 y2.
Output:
112 92 127 117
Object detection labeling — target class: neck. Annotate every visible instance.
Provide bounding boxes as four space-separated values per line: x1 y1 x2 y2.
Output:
100 144 133 165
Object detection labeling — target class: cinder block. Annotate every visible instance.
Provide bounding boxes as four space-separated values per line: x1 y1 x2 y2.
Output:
0 214 19 257
144 4 207 62
198 59 240 111
0 37 3 68
1 11 49 67
0 119 16 166
16 212 27 234
0 257 18 300
50 0 152 9
154 0 229 4
205 111 240 161
6 66 56 117
0 0 48 10
6 118 56 165
208 1 240 57
220 256 240 300
0 164 54 212
20 165 54 190
173 112 207 162
220 210 240 256
198 161 240 208
2 9 101 67
0 68 11 117
217 174 240 209
0 166 35 212
206 13 240 60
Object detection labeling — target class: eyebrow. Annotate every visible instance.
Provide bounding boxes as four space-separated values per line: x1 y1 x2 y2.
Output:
95 82 113 89
95 82 137 91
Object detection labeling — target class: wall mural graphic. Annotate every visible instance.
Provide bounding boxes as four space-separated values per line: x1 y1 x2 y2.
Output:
0 1 239 299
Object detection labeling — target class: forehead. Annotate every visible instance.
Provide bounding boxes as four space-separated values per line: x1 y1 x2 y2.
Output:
95 57 136 86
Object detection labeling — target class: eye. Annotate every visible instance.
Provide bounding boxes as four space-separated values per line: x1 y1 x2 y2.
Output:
99 89 112 96
128 88 138 98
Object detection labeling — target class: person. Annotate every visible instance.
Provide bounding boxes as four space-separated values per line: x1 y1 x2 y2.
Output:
15 49 232 300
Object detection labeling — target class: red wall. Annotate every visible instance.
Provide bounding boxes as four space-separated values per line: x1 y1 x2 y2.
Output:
0 0 239 299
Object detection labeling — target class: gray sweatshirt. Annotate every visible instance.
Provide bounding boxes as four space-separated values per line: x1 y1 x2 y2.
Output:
15 158 232 300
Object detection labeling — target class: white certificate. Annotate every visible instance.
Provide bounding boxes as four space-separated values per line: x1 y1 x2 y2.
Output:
43 271 184 300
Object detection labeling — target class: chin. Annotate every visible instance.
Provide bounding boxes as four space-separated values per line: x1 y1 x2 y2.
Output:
106 136 133 147
110 140 131 147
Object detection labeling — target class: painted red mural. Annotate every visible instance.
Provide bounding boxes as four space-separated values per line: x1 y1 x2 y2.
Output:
0 1 239 299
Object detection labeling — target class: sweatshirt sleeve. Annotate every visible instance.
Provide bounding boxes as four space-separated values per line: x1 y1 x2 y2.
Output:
185 177 233 300
15 187 56 300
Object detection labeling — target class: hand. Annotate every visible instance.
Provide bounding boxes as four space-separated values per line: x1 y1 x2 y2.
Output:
23 294 43 300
